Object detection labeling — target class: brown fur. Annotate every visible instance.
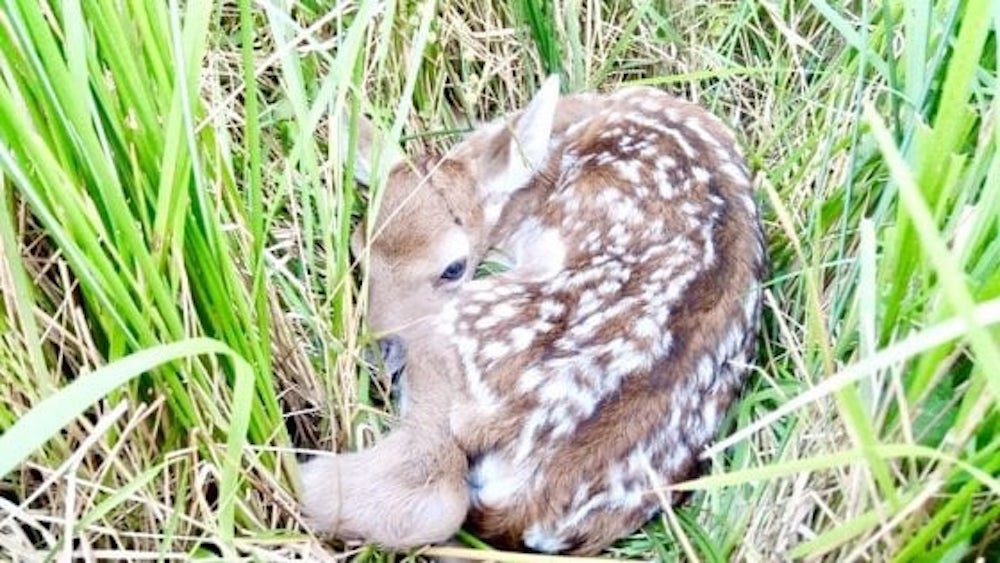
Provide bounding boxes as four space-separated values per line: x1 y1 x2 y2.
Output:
300 78 765 554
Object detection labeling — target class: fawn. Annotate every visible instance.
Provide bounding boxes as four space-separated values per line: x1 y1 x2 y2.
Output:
300 76 766 554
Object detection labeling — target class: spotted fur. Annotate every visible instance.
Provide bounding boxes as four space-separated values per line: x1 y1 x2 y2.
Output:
300 79 766 555
438 88 765 552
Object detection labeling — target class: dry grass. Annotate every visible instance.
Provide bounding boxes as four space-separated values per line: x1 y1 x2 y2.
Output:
1 0 998 561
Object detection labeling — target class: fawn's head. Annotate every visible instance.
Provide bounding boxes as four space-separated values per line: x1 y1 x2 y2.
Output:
350 77 561 338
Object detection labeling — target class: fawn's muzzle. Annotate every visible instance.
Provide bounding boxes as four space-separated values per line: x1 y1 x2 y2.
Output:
375 335 407 385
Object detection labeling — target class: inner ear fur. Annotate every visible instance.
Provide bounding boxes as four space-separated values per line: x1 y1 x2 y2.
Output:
459 75 561 205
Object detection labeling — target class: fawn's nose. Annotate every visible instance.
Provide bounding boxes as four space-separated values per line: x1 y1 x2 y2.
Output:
376 335 407 383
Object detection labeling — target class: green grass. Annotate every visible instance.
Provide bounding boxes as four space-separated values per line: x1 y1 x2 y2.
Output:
0 0 997 560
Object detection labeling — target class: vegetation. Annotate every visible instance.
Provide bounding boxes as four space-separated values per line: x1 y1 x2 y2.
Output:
0 0 997 560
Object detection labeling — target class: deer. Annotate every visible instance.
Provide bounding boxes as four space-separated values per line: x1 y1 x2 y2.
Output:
299 76 766 555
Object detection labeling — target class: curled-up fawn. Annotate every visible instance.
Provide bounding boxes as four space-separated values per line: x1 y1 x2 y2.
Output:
300 76 766 554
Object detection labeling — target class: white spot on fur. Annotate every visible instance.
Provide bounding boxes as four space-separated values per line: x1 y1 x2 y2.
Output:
596 151 617 165
474 315 500 330
665 443 691 473
679 201 700 217
563 118 590 139
685 117 722 148
634 317 659 338
701 400 720 437
539 371 584 404
622 112 695 158
471 453 531 507
720 323 744 361
692 166 711 184
743 284 760 323
607 342 648 377
657 178 675 199
491 302 517 319
664 128 696 158
513 373 542 405
481 341 510 361
514 408 549 461
510 326 536 351
598 279 620 295
638 98 661 113
720 161 748 184
456 333 499 407
540 300 565 319
696 356 714 389
549 404 578 439
656 154 677 170
523 523 567 553
599 125 625 139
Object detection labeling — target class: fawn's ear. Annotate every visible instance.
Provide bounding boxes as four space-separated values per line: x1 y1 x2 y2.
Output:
465 75 560 213
341 113 403 186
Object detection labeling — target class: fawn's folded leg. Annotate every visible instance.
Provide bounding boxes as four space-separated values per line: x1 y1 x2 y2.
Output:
298 423 470 550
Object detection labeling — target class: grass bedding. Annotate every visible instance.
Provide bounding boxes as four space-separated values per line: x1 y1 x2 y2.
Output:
0 0 998 560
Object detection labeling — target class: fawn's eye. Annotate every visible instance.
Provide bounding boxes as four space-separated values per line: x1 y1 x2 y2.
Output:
440 259 467 281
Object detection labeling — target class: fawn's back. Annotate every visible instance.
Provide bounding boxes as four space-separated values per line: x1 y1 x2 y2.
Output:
434 87 766 553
